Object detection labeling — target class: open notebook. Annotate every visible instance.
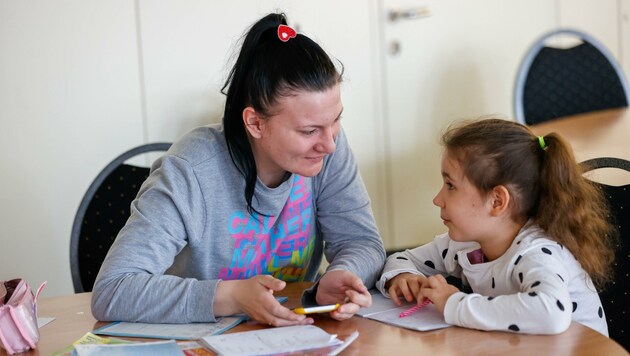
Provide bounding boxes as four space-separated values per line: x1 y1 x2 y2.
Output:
356 289 451 331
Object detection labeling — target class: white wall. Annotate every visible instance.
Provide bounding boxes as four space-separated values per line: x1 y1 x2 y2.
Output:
0 0 144 297
0 0 627 297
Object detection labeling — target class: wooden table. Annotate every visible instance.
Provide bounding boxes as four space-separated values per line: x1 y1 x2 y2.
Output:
530 107 630 185
4 282 627 355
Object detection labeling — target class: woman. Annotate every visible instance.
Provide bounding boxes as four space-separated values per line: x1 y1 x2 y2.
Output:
91 13 385 327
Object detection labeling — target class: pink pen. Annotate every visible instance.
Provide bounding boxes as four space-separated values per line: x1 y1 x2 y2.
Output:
399 299 431 318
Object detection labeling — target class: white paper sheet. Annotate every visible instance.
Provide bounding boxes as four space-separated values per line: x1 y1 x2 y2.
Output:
37 316 56 328
74 340 183 355
357 290 451 331
200 325 345 356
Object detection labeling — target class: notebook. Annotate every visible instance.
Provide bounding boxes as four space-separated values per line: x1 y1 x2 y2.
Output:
357 290 451 331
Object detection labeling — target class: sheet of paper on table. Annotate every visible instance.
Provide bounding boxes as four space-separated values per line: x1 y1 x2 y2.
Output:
37 317 56 328
74 340 183 355
357 289 451 331
199 324 358 356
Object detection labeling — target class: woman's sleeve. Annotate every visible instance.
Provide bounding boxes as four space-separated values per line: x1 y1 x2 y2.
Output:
91 154 218 323
313 128 386 288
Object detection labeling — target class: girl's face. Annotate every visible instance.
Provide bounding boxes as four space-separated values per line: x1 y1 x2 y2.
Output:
432 150 493 242
249 84 342 187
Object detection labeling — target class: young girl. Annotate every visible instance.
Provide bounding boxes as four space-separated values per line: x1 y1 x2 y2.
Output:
377 118 616 335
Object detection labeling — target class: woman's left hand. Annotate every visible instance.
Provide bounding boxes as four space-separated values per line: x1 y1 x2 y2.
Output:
216 275 313 326
316 270 371 320
418 274 459 313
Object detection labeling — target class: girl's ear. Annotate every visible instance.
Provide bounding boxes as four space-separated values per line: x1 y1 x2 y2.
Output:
243 107 264 139
489 185 511 217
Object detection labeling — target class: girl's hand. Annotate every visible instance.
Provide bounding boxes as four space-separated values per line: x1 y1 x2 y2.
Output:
215 275 313 327
386 273 428 306
316 270 371 321
419 274 459 313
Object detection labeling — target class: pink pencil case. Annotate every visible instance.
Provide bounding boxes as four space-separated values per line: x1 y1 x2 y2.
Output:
0 279 46 355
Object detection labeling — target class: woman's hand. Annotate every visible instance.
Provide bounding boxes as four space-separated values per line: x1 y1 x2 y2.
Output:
215 275 313 327
386 272 428 306
316 270 371 321
419 274 459 313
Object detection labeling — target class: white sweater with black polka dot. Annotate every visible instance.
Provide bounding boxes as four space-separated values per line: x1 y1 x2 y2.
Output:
377 222 608 336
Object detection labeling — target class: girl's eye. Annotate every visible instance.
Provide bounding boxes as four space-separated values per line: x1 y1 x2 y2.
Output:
302 129 317 136
446 182 454 190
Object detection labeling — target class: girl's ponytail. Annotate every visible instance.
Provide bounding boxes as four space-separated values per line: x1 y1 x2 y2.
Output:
535 133 616 289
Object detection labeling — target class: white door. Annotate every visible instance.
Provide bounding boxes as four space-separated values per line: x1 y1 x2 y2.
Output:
379 0 556 249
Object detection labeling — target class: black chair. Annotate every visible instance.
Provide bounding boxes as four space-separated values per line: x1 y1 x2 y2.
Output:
514 29 629 125
580 157 630 351
70 143 171 293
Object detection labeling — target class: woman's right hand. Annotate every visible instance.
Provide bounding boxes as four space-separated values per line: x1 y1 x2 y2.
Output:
214 275 313 327
386 272 428 306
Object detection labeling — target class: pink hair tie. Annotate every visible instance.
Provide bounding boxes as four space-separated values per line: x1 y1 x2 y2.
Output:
277 24 297 42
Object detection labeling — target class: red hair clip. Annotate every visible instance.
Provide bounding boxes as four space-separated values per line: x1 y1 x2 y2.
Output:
277 24 297 42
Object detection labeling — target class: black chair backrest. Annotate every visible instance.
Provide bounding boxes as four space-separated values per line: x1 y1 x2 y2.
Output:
580 157 630 351
514 29 629 125
70 143 171 293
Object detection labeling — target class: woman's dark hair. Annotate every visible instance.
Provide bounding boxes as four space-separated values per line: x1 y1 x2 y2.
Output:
221 13 342 215
441 117 616 289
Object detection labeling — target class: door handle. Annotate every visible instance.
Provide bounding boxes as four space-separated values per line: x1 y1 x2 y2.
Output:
388 7 431 22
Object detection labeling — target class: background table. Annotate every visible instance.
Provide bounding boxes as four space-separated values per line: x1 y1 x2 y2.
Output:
4 282 627 355
530 107 630 185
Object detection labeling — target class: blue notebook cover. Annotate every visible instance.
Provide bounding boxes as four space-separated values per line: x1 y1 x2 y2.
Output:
92 296 288 340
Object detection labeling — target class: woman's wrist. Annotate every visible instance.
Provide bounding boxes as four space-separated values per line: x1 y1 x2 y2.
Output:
213 279 241 317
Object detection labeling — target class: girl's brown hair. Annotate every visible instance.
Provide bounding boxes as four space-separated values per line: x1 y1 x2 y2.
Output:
441 117 616 289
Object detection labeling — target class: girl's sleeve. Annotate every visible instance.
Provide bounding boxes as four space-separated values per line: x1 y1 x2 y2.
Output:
312 128 386 288
443 243 573 334
91 154 217 323
375 234 453 296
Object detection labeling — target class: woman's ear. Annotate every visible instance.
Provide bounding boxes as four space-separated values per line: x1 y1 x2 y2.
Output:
489 185 511 217
243 107 263 139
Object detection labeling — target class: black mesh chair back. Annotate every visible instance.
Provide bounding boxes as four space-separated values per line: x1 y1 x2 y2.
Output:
70 143 171 293
580 157 630 351
514 29 629 125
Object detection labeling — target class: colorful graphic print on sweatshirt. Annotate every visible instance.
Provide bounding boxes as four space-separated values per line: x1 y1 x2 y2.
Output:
219 175 315 282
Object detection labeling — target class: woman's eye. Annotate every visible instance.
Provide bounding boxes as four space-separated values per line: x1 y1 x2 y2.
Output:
446 182 454 190
302 129 317 136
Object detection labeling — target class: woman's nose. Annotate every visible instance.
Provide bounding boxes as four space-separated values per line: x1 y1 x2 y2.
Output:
316 129 337 153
